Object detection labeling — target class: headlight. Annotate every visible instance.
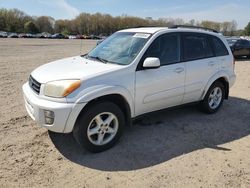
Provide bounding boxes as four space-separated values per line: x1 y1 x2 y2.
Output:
44 80 81 98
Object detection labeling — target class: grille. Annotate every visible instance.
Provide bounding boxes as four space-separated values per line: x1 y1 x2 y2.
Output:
29 76 41 94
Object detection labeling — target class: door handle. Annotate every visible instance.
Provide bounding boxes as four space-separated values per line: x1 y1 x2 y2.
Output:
208 61 215 66
174 67 184 73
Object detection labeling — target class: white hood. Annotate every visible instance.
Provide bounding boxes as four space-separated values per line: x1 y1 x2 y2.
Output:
31 56 122 83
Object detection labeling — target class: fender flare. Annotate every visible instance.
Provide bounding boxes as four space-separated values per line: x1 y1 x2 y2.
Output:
75 85 134 116
63 85 134 133
201 71 229 100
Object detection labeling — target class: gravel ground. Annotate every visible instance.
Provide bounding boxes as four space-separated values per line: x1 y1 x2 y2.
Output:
0 38 250 188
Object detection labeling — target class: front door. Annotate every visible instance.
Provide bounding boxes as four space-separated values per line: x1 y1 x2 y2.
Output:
135 33 185 116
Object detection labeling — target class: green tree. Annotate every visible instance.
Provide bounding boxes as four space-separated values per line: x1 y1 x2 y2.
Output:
0 8 32 32
0 9 7 30
0 8 244 36
61 28 70 36
24 21 38 33
244 22 250 36
35 16 54 33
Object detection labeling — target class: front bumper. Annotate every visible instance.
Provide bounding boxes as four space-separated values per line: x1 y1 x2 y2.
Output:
22 82 86 133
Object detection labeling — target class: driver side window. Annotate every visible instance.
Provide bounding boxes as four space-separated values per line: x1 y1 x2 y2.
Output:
142 33 181 66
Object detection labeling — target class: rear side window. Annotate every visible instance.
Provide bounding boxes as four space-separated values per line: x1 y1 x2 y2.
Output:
183 34 213 61
143 33 180 66
211 36 229 56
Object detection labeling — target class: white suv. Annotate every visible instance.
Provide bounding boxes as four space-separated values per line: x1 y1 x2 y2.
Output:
23 26 236 152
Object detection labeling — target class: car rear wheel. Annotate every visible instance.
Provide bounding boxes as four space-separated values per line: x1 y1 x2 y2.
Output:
200 82 225 114
73 101 125 152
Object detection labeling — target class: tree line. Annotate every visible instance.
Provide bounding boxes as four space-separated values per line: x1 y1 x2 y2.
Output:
0 8 250 36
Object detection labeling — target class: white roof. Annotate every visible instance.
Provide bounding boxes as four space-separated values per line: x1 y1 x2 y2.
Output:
118 27 221 36
119 27 166 34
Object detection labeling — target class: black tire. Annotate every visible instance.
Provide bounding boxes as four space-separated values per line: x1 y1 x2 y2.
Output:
73 101 125 153
200 82 225 114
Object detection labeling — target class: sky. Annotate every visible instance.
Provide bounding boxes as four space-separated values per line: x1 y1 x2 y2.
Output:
0 0 249 29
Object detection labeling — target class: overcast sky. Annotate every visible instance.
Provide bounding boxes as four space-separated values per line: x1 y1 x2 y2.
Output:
0 0 249 29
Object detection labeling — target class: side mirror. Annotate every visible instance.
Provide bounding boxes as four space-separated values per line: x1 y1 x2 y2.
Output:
143 57 160 69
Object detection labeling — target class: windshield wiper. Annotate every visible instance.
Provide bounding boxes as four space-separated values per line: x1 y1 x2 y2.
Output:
86 55 108 64
94 56 109 64
85 54 123 65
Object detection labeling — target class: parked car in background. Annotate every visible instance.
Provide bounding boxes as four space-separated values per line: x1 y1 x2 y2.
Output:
41 32 52 38
8 33 18 38
26 33 34 38
90 35 101 39
23 26 236 152
76 34 84 39
0 31 8 38
18 33 34 38
51 33 66 39
18 33 26 38
68 35 77 39
226 38 250 58
35 32 52 39
82 35 91 39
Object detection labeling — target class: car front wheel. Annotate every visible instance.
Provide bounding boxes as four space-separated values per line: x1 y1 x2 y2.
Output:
73 101 125 152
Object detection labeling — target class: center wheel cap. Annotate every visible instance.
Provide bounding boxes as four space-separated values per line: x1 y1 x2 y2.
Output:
87 112 119 146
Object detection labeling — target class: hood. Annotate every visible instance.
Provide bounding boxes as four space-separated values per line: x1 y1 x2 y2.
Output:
31 56 122 83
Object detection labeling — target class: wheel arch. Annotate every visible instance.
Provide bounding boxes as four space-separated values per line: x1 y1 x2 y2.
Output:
64 85 134 133
78 93 132 127
202 73 230 100
216 77 229 99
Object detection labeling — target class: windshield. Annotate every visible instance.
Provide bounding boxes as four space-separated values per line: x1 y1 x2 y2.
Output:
86 32 151 65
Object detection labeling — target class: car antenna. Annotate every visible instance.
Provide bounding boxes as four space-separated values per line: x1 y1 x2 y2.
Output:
80 32 83 55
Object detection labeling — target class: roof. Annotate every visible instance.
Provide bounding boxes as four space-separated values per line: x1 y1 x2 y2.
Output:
118 27 166 34
118 27 221 36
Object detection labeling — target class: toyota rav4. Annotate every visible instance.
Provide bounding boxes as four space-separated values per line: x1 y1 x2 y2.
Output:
23 26 236 152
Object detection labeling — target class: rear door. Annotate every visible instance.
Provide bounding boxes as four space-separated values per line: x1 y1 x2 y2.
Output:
182 33 219 103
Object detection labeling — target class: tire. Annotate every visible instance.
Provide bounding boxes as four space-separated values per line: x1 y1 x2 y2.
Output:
200 82 225 114
73 101 125 153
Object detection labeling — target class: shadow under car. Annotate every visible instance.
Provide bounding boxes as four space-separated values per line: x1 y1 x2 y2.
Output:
49 96 250 171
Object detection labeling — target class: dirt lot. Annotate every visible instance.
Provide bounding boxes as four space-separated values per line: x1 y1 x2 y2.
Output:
0 38 250 188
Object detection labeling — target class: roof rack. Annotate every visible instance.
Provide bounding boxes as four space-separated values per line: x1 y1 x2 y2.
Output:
133 25 163 28
169 25 219 33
